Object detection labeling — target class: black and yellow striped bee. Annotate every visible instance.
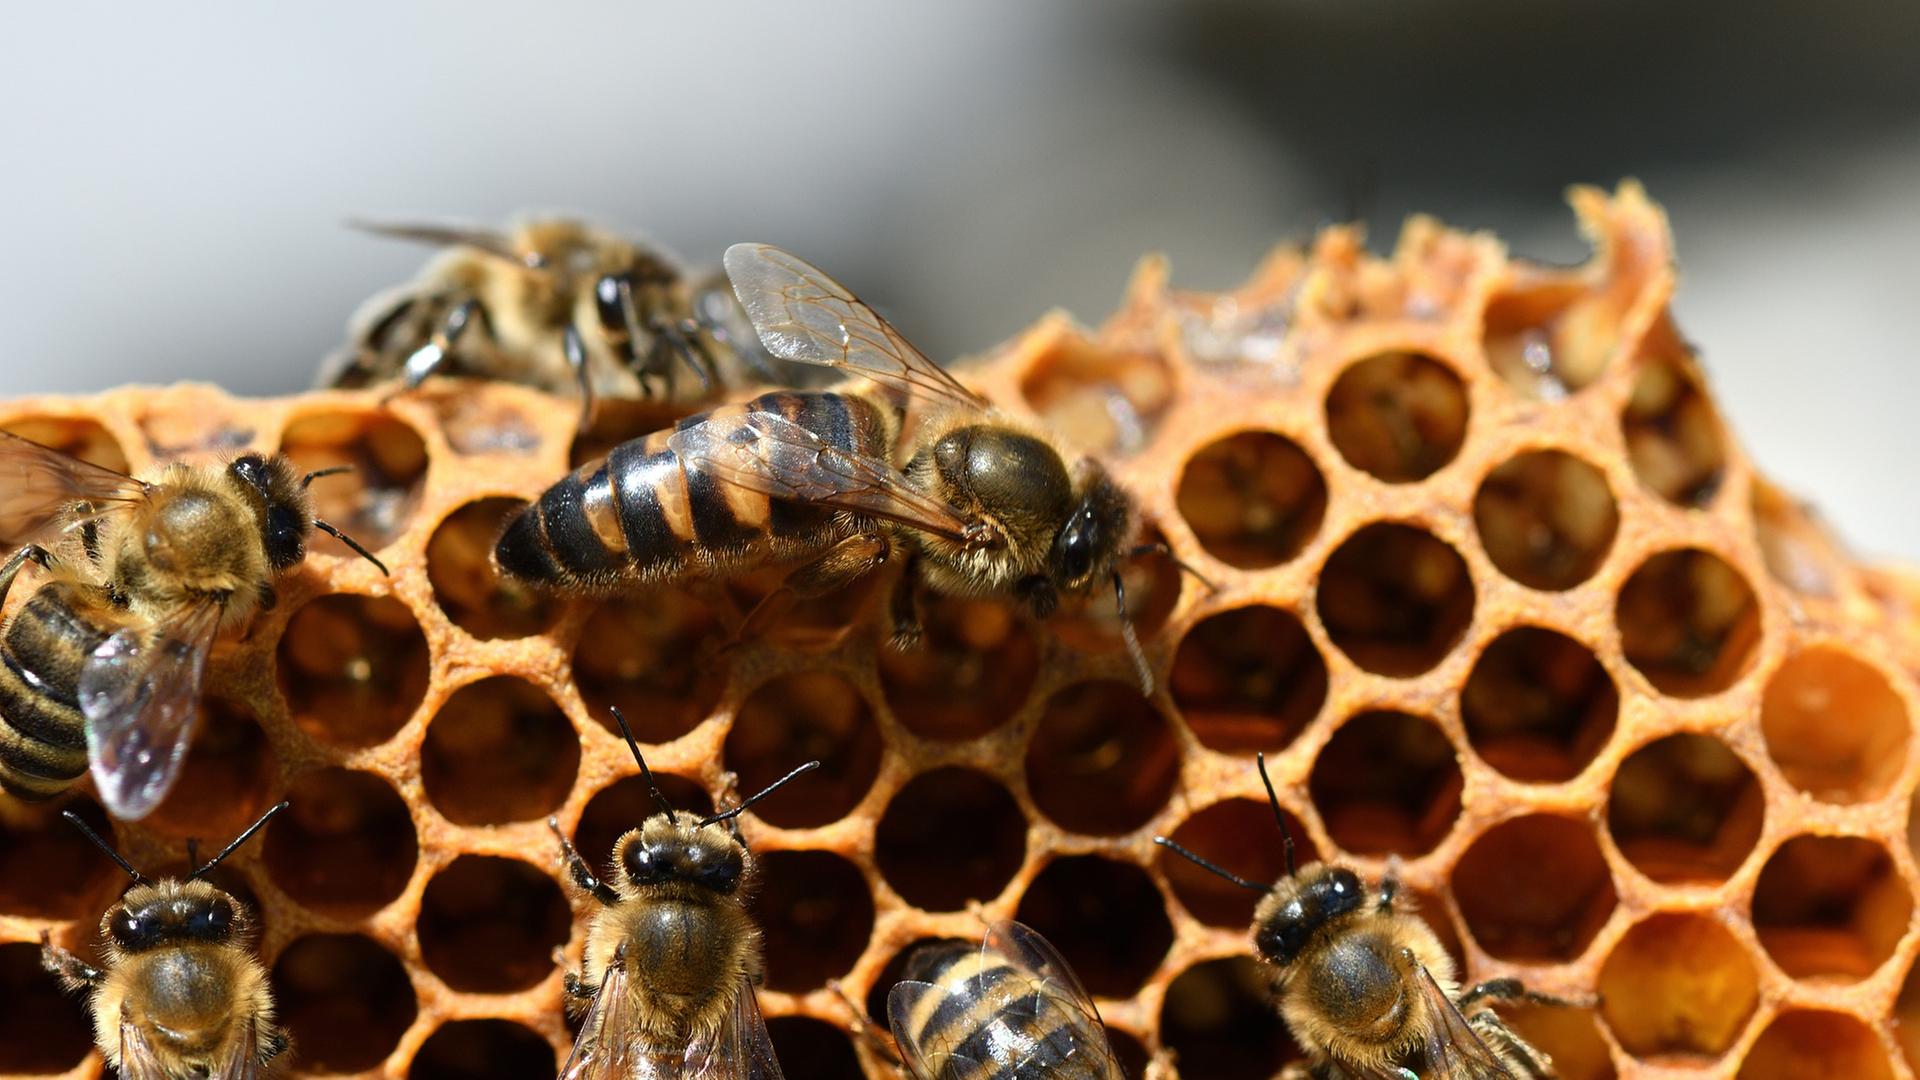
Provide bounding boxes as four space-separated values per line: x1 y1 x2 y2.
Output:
42 802 290 1078
885 920 1161 1080
320 218 825 422
1157 755 1580 1079
494 243 1167 689
0 434 385 818
550 706 817 1079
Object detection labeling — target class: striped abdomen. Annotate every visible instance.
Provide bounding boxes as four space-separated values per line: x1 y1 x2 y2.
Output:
0 583 107 800
496 391 891 590
895 944 1117 1080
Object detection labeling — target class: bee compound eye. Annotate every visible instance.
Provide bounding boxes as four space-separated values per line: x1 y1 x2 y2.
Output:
109 908 146 948
623 842 669 885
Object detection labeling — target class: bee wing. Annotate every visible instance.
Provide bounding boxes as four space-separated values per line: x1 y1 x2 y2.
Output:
981 920 1126 1072
208 1014 266 1080
668 409 975 543
1410 961 1521 1080
76 597 221 821
886 978 985 1079
681 977 788 1080
722 243 986 412
114 1011 174 1080
0 430 148 545
560 947 648 1080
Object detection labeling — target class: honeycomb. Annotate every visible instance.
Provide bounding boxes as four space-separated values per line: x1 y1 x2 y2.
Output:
1 182 1916 1080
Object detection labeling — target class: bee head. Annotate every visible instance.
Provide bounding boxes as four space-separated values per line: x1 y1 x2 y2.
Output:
616 817 747 896
1252 864 1365 967
106 880 247 953
1047 467 1133 597
227 454 312 570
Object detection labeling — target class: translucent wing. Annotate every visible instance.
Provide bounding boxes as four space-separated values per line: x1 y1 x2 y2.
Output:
667 409 976 543
722 243 985 411
208 1014 266 1080
0 430 148 545
981 921 1124 1074
114 1011 173 1080
887 978 984 1080
681 977 788 1080
1411 961 1520 1080
560 946 648 1080
77 598 221 820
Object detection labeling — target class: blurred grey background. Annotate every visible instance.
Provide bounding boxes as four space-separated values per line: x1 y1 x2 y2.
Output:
0 1 1914 556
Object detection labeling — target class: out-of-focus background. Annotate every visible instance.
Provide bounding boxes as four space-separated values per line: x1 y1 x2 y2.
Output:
0 2 1914 554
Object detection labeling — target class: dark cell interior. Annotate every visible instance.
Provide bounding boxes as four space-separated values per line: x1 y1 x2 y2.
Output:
1324 351 1469 483
1735 1009 1894 1080
0 798 126 920
1752 835 1909 981
877 593 1039 742
277 592 431 748
421 676 580 826
724 672 883 829
408 1019 557 1080
1159 956 1301 1080
1452 815 1617 962
0 940 94 1074
427 497 558 639
1461 626 1617 783
278 407 429 555
1309 710 1463 856
1015 855 1173 998
1622 342 1727 508
1608 733 1763 885
416 855 571 994
263 767 418 917
1169 604 1328 754
1175 429 1327 567
1615 547 1760 697
1025 680 1179 836
1159 797 1312 927
874 767 1027 911
1473 448 1619 590
574 590 728 744
271 932 418 1073
755 850 875 993
1316 522 1475 676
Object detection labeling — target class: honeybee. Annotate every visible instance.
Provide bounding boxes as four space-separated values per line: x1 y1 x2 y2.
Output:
548 705 819 1078
881 919 1163 1080
1156 755 1580 1079
41 801 291 1078
496 243 1187 690
320 218 827 421
0 433 386 818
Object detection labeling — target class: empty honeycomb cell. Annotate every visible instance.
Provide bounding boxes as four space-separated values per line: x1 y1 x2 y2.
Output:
725 671 882 829
278 591 431 748
1159 798 1316 927
1168 604 1328 754
1596 912 1758 1061
0 940 94 1074
1015 855 1173 997
278 407 429 555
1760 646 1909 804
142 697 275 841
1735 1009 1895 1080
1324 351 1469 483
1174 430 1327 568
408 1019 556 1080
424 383 546 457
1159 956 1298 1080
1049 524 1183 659
573 590 728 744
1461 627 1618 784
1308 710 1463 856
417 854 571 994
1105 1029 1152 1079
766 1015 864 1080
1608 733 1763 885
1481 284 1618 400
1750 480 1845 598
0 798 123 919
427 497 558 639
263 767 417 917
1493 1002 1616 1080
1025 680 1179 836
0 415 128 472
1751 834 1910 981
1616 548 1761 697
1453 815 1617 962
877 593 1039 742
1622 352 1726 507
755 849 874 992
1018 336 1173 456
270 932 417 1073
421 676 580 826
874 767 1026 911
1473 449 1619 591
572 772 715 876
1316 522 1475 677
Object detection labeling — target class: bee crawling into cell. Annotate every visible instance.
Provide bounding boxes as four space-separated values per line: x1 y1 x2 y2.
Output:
495 243 1208 693
1155 755 1589 1080
41 801 291 1079
0 432 388 819
546 705 820 1079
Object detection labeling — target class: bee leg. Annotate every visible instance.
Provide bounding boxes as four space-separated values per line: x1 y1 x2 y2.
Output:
1457 977 1588 1010
827 979 904 1070
545 817 620 907
398 298 481 389
38 931 102 991
1375 857 1402 914
564 324 597 433
1466 1009 1555 1078
260 1025 291 1064
0 544 51 607
886 555 924 651
723 533 889 649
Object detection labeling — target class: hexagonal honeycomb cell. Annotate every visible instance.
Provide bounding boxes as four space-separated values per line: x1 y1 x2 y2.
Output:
0 182 1915 1080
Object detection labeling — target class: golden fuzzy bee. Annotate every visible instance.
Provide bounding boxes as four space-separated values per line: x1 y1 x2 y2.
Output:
883 920 1164 1080
548 706 818 1078
0 434 385 818
320 218 827 419
495 243 1174 688
1156 756 1581 1080
42 802 290 1078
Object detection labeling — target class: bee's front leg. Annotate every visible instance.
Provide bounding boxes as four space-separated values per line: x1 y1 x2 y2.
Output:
546 817 620 907
886 553 924 651
39 930 102 992
0 544 51 607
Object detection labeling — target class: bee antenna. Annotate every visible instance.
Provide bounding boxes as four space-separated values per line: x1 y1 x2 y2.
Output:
186 838 201 869
300 465 355 488
313 519 391 576
1256 752 1298 878
188 801 289 881
348 219 532 266
608 706 676 824
698 761 821 828
1154 836 1272 893
1129 541 1217 594
1113 571 1155 697
60 811 150 885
